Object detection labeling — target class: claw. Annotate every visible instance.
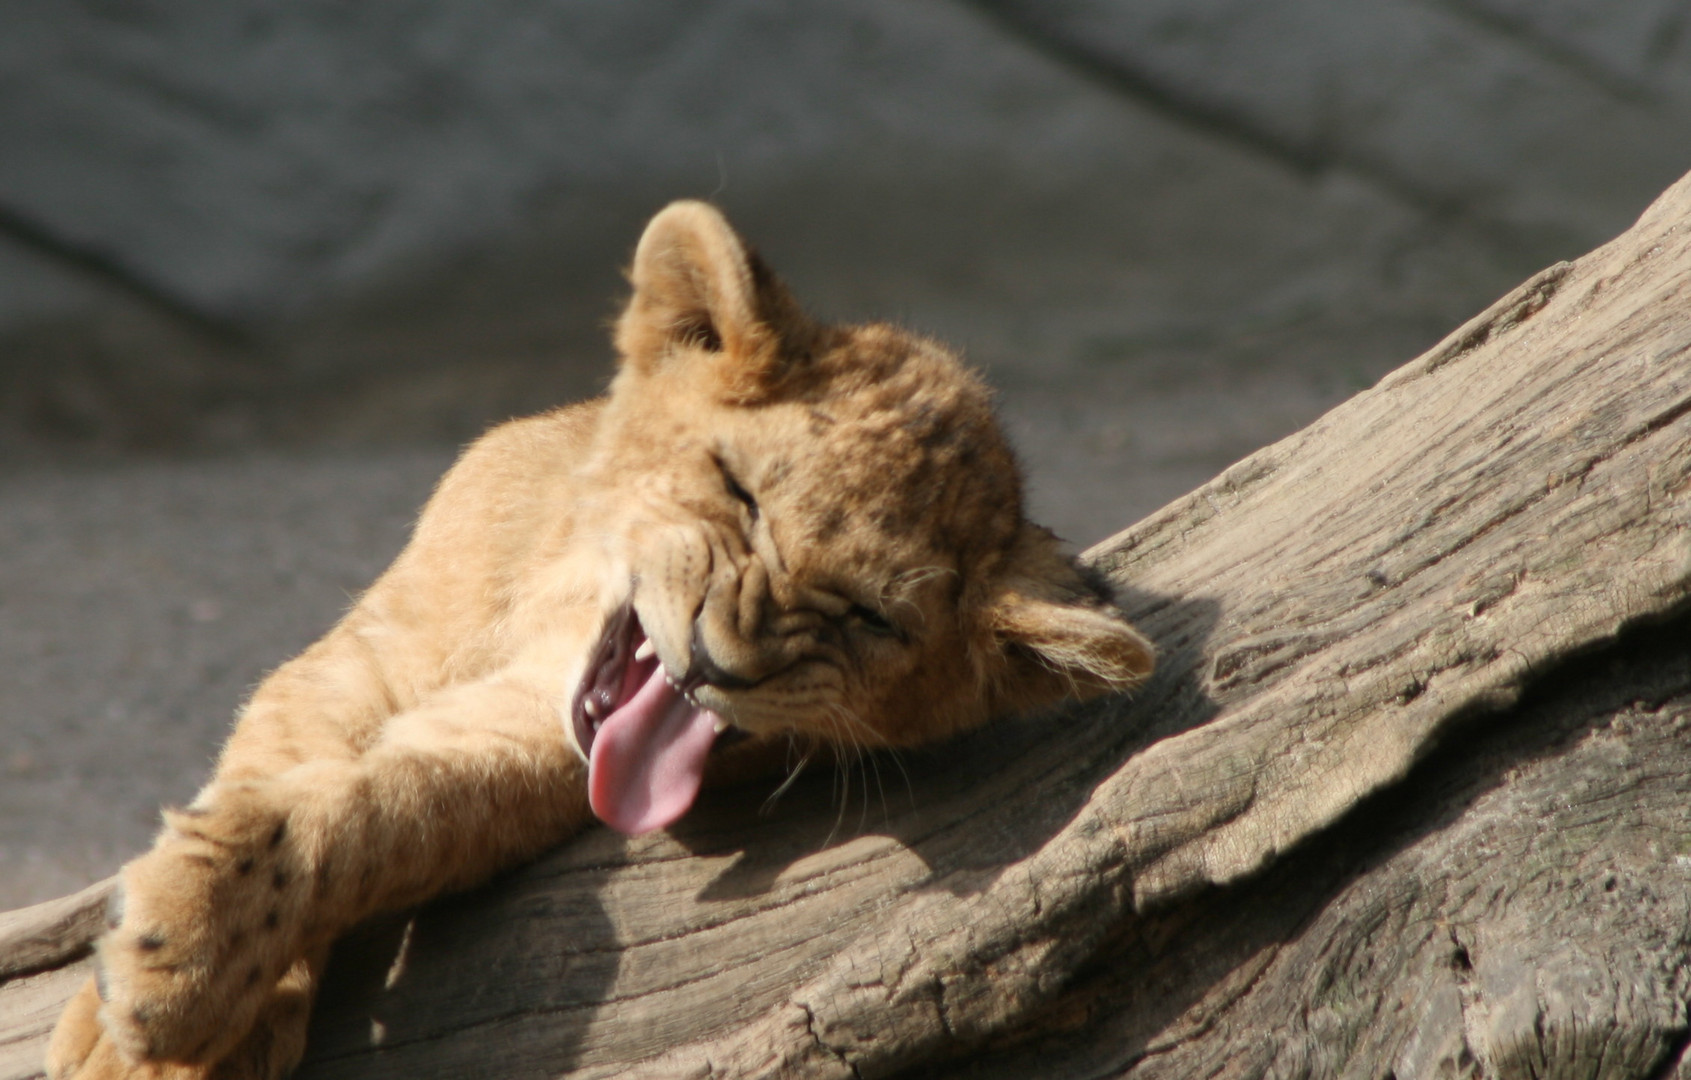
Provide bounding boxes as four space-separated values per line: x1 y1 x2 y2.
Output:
105 884 125 931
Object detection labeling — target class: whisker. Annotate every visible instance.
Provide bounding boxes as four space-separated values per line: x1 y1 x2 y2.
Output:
760 743 815 816
836 701 916 817
857 748 873 835
821 706 863 847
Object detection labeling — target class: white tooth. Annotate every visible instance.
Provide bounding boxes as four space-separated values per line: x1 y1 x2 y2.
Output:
713 717 730 734
634 639 656 662
584 698 600 718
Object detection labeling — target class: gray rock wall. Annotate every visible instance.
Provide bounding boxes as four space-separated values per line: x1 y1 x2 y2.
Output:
976 0 1691 260
5 2 1687 376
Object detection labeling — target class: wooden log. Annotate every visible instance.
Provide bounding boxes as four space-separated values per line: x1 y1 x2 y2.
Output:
0 882 111 1079
4 168 1690 1079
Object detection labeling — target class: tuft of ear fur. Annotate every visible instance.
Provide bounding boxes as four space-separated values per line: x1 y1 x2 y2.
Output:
614 200 813 400
984 526 1155 716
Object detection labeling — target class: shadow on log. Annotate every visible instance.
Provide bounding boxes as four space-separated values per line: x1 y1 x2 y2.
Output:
5 169 1691 1079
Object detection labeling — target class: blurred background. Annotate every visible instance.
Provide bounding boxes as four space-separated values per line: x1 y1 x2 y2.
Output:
4 0 1690 908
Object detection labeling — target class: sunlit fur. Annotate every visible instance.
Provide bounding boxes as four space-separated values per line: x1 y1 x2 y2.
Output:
47 201 1153 1080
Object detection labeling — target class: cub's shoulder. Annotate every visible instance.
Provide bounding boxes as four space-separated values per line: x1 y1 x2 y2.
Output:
451 399 606 486
422 400 605 518
381 399 608 596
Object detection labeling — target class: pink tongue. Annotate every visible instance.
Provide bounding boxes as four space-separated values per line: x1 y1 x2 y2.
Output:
588 661 722 835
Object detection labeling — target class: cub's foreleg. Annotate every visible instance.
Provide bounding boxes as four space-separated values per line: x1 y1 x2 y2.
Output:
50 664 589 1080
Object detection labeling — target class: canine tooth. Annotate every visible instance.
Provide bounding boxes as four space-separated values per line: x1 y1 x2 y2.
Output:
713 717 730 734
584 697 601 718
634 639 656 662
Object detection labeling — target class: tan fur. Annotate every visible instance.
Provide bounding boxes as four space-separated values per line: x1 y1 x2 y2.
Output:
47 202 1153 1080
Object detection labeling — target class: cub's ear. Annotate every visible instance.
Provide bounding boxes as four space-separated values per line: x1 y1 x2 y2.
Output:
983 528 1155 717
614 200 813 398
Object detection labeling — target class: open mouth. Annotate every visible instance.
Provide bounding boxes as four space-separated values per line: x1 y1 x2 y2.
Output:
571 604 728 836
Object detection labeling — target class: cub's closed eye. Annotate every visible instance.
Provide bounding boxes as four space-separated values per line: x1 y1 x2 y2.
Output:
718 460 759 521
849 603 898 637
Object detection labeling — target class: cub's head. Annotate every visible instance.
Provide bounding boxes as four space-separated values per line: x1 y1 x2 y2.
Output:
568 201 1153 834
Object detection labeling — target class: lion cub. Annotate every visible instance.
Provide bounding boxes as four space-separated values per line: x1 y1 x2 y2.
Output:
47 202 1153 1080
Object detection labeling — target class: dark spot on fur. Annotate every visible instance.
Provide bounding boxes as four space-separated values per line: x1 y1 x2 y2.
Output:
901 402 954 448
817 507 847 540
191 1037 213 1062
246 964 263 987
272 869 288 891
137 933 166 952
236 857 255 876
269 822 287 849
131 1004 153 1026
265 909 280 930
872 505 920 536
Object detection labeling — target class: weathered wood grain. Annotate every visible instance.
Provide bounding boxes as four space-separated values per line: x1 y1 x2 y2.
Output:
0 881 108 1080
4 170 1690 1079
0 878 111 984
934 611 1691 1079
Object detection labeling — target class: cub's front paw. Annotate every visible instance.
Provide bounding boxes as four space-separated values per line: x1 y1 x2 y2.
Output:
48 977 207 1079
96 793 310 1067
48 970 313 1080
44 978 116 1080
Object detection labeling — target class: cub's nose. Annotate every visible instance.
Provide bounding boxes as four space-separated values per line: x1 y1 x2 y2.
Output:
685 620 759 692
